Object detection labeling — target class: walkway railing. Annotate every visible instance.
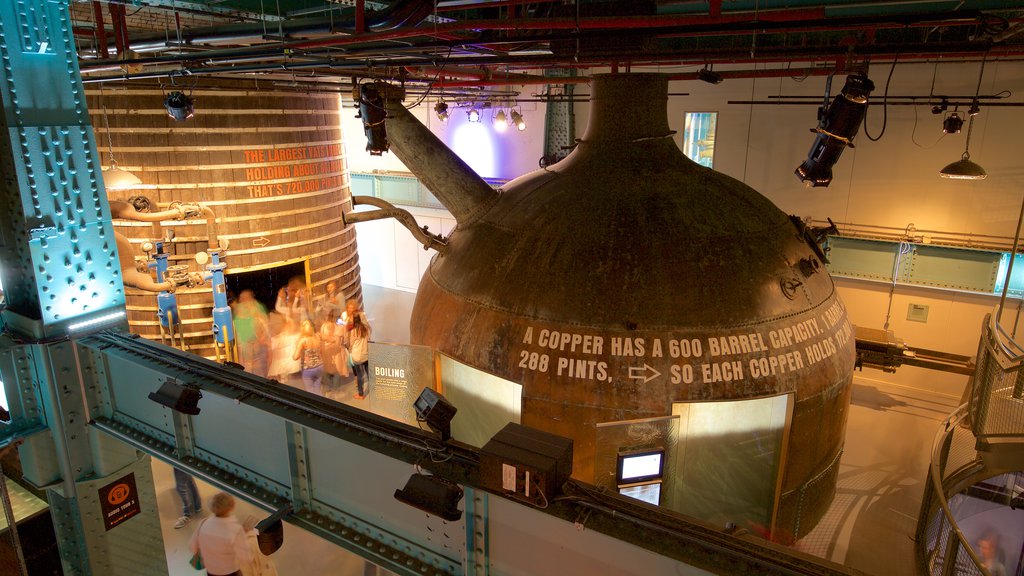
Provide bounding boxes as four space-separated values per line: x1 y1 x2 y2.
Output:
917 312 1024 576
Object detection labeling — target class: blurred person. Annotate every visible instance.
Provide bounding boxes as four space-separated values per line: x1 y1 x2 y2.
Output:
342 299 371 399
977 530 1007 576
189 492 251 576
173 468 203 529
315 280 344 321
267 312 301 386
319 310 346 388
293 319 324 395
275 277 310 325
233 290 269 377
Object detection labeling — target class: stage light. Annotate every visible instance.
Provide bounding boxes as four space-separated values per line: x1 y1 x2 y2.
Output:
493 109 508 132
968 99 981 116
698 67 723 85
434 101 449 122
942 112 964 134
795 73 875 188
254 505 292 555
357 82 389 156
413 388 457 442
467 108 481 123
393 473 464 521
511 109 526 131
147 378 202 415
164 91 195 122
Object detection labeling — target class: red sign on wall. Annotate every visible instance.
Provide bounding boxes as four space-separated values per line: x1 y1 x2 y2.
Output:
98 473 141 531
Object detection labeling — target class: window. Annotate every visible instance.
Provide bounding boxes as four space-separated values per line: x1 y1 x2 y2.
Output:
682 112 717 168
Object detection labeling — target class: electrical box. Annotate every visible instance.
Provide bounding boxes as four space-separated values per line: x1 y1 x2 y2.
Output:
480 423 573 507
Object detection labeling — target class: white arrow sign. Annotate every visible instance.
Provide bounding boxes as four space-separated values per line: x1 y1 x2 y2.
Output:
628 364 662 384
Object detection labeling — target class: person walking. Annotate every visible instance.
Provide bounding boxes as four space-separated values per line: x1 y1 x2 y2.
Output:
189 492 251 576
292 319 324 396
173 468 203 529
342 299 371 399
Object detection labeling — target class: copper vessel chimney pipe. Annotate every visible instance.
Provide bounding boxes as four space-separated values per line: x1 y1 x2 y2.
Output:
383 95 498 227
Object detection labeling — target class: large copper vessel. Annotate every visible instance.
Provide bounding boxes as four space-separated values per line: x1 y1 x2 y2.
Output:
384 74 855 537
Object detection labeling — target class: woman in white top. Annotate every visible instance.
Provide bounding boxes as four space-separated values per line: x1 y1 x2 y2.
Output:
189 492 252 576
342 299 371 399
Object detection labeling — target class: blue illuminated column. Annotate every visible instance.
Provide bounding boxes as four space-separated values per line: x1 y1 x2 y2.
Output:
0 1 168 574
201 248 235 362
148 242 184 348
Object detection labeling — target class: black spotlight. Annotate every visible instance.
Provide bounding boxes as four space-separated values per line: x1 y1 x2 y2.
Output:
394 474 464 521
356 82 389 156
254 505 292 555
413 388 457 441
942 112 964 134
164 91 195 122
795 73 875 188
434 101 450 122
147 379 202 415
698 67 723 84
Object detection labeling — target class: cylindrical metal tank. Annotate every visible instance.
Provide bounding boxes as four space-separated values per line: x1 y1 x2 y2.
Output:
408 74 855 537
86 82 361 356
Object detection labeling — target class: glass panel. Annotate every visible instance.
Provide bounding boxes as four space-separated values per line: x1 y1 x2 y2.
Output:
682 112 717 168
439 354 522 448
595 416 679 508
619 483 662 506
669 394 792 534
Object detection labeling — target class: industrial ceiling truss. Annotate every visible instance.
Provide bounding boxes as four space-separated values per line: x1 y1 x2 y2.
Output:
70 0 1024 91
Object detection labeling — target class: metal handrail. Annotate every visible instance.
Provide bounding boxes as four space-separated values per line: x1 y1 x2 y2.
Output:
926 404 990 576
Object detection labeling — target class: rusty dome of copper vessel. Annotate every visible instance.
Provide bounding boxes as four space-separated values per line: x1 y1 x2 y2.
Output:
396 73 855 537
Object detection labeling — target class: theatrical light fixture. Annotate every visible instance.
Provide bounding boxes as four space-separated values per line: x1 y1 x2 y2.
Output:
942 112 964 134
968 99 981 116
795 72 875 188
493 109 508 132
413 388 457 442
939 114 987 179
356 82 390 156
698 67 723 85
102 166 143 191
467 108 481 123
394 473 464 521
940 58 987 180
511 109 526 131
147 378 202 415
434 101 449 122
931 98 948 115
99 89 142 190
164 91 195 122
254 505 292 555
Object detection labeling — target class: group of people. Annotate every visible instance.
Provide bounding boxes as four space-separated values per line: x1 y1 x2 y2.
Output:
232 278 372 399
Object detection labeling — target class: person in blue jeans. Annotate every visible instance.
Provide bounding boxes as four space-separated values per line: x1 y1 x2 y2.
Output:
173 468 203 529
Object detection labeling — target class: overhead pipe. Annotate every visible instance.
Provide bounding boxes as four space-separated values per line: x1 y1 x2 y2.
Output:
78 9 1013 73
344 196 447 251
380 85 498 226
287 9 991 51
100 0 434 55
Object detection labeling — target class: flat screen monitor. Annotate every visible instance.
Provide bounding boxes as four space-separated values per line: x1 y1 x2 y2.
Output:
616 449 665 484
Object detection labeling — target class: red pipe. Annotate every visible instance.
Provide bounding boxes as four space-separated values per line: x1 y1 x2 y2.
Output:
288 9 836 50
108 2 129 59
92 1 109 59
432 77 593 88
435 0 564 12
